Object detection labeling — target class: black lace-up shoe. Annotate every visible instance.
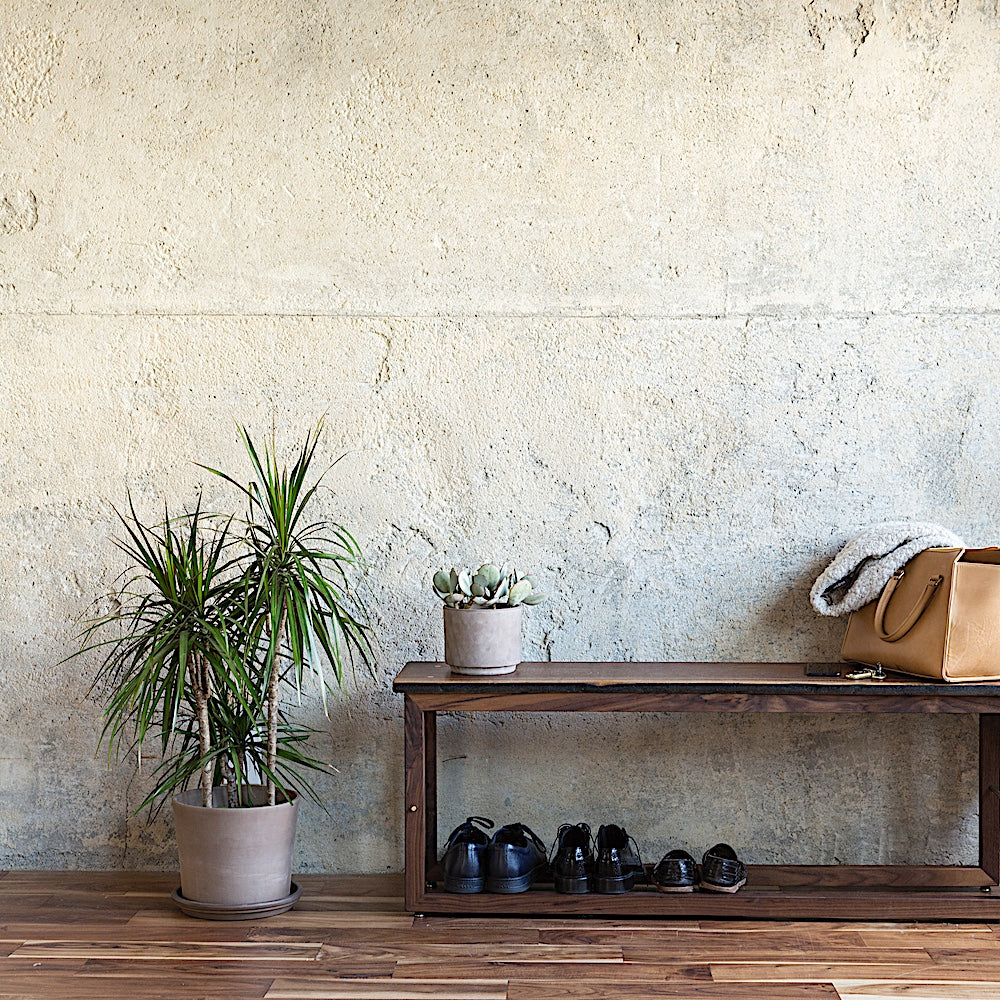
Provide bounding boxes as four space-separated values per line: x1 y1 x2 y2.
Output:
594 824 645 894
485 823 548 893
652 849 698 893
700 843 747 893
550 823 594 894
440 816 494 893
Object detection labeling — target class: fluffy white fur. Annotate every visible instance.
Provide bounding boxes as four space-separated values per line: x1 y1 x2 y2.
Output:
810 521 964 617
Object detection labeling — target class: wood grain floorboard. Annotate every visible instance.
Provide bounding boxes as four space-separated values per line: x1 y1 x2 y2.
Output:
2 920 254 942
249 924 541 945
713 961 1000 982
858 930 1000 949
9 939 323 961
391 960 714 981
323 942 624 964
540 927 872 945
505 984 839 999
835 985 1000 998
126 908 414 932
265 978 509 999
75 957 397 978
0 975 271 1000
624 944 933 965
696 920 997 934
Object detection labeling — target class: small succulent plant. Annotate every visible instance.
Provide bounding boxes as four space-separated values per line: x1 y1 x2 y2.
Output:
432 562 547 610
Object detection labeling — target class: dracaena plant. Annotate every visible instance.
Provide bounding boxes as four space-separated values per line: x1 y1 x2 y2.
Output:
75 424 375 815
202 425 375 807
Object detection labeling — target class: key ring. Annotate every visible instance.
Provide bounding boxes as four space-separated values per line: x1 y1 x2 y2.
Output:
845 663 887 681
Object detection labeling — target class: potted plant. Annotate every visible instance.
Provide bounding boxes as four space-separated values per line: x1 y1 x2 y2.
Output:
432 563 547 675
75 425 374 918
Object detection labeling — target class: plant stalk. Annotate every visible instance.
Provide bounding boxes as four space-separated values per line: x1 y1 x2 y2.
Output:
190 653 213 808
222 758 238 808
267 605 288 806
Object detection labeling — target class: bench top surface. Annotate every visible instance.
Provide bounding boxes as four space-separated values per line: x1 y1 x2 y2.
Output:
393 661 1000 698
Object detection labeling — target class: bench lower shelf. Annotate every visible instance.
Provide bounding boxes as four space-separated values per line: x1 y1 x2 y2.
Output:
413 881 1000 920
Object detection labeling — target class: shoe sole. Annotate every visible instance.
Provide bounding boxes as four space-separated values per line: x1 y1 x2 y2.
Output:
486 865 547 894
443 876 484 893
654 883 695 893
554 874 590 894
593 873 636 894
699 878 747 893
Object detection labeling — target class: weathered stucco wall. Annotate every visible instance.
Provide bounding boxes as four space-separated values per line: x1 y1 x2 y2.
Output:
1 1 998 872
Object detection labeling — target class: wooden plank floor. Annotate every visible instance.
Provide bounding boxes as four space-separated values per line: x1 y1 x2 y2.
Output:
3 873 1000 998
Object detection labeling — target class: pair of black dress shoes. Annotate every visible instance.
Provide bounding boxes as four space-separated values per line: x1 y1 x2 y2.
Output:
651 843 748 893
440 817 549 894
440 817 645 895
551 822 645 894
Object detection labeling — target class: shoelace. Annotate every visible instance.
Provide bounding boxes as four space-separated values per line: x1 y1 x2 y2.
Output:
502 822 546 852
445 816 493 849
463 816 494 832
627 833 646 879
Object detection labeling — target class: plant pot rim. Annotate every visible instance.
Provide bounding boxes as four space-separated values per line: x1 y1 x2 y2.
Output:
443 604 523 612
172 786 299 810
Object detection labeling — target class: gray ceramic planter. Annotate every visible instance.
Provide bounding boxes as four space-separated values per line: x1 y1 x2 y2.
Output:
443 605 523 675
172 785 299 915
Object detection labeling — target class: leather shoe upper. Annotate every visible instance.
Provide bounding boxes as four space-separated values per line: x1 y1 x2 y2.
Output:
701 842 747 890
595 823 645 885
486 822 548 886
551 822 594 882
440 815 493 884
652 848 698 890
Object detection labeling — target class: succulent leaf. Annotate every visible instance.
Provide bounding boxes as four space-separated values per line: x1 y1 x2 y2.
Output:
458 569 473 596
433 570 452 595
478 563 501 590
508 580 532 606
521 591 547 605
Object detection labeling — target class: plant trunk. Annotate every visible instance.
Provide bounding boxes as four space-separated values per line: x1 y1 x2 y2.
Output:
266 605 288 806
190 653 213 808
221 758 238 808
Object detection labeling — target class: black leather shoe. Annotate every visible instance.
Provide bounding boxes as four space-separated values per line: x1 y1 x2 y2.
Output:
440 816 493 893
594 824 645 893
652 849 698 893
550 822 594 894
700 843 747 893
485 823 548 893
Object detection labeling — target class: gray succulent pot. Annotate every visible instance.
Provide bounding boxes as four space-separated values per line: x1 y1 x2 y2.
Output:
172 785 299 911
443 605 523 675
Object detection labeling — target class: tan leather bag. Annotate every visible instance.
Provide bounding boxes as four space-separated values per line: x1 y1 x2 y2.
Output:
841 547 1000 682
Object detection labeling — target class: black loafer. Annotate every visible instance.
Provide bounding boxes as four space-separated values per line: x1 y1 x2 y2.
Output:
652 849 698 893
440 816 493 893
551 822 594 894
486 823 548 893
594 824 645 893
700 843 747 893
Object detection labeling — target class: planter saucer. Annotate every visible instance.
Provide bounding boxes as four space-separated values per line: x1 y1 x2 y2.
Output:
171 881 301 920
448 663 518 675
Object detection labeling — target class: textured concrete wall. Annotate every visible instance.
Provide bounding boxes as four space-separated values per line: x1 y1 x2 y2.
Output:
1 1 999 872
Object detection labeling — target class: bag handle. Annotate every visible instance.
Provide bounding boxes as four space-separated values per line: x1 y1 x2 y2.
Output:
874 569 944 642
